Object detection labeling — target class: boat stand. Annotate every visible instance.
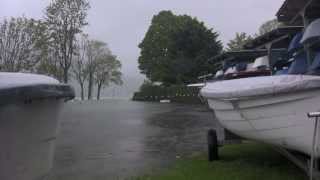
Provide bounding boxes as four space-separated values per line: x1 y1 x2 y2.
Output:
308 112 320 180
207 113 320 180
271 112 320 180
272 146 320 180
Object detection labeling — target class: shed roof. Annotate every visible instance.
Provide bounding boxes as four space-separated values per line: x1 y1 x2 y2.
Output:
210 49 288 70
211 49 268 64
277 0 320 25
244 26 303 49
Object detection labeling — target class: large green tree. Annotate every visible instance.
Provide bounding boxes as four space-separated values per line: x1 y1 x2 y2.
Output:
138 11 222 85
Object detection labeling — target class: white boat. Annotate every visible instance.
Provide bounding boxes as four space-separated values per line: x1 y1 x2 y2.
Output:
201 75 320 157
0 73 74 180
201 18 320 157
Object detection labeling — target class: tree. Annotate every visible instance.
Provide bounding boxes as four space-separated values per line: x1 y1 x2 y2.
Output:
226 32 253 51
35 20 64 81
45 0 90 83
138 11 222 85
94 54 122 100
258 19 282 36
72 34 89 100
86 40 110 100
0 17 43 72
36 41 64 81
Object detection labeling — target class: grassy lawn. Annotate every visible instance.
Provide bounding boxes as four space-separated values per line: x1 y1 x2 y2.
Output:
133 142 307 180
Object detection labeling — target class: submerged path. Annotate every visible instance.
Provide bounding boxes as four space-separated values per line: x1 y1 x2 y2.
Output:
52 100 216 180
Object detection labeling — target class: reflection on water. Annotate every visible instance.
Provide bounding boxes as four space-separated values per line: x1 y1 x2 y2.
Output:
52 100 216 180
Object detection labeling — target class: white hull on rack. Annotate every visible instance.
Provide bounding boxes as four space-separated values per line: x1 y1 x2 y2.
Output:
201 75 320 157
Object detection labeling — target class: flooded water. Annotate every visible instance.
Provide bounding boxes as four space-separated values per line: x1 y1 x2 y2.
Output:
52 100 216 180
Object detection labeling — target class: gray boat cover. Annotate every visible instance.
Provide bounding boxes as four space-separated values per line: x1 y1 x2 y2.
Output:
301 18 320 44
0 73 75 105
201 75 320 100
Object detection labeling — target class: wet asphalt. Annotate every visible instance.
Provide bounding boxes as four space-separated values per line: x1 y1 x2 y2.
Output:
52 100 216 180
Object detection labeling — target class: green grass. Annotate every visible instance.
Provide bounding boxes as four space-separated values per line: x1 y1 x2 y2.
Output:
132 142 307 180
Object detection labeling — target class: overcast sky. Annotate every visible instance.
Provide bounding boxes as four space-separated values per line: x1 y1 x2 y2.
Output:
0 0 285 78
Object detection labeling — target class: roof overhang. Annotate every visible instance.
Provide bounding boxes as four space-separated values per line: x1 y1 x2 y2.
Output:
210 49 288 70
277 0 320 25
211 49 269 65
244 26 303 49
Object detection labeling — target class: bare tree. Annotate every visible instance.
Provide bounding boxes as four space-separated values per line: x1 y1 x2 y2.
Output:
45 0 90 83
35 21 64 81
86 40 110 100
94 54 123 100
37 43 64 81
0 17 42 72
72 34 89 100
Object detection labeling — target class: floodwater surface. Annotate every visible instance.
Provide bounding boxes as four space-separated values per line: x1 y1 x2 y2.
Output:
52 100 216 180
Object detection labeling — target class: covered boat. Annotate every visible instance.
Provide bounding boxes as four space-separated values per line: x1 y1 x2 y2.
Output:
202 75 320 156
202 1 320 158
0 73 75 180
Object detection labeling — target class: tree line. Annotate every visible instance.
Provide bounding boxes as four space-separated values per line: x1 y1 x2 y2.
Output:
0 0 122 100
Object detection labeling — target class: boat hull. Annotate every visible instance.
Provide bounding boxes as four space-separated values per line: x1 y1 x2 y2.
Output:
0 99 64 180
205 86 320 157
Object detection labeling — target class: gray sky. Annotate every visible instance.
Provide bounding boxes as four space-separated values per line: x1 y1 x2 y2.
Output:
0 0 285 78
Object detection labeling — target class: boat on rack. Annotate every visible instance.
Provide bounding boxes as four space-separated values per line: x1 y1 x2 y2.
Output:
0 73 75 180
202 0 320 158
202 74 320 156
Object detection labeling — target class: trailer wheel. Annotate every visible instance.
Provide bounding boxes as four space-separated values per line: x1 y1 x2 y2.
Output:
207 129 219 161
